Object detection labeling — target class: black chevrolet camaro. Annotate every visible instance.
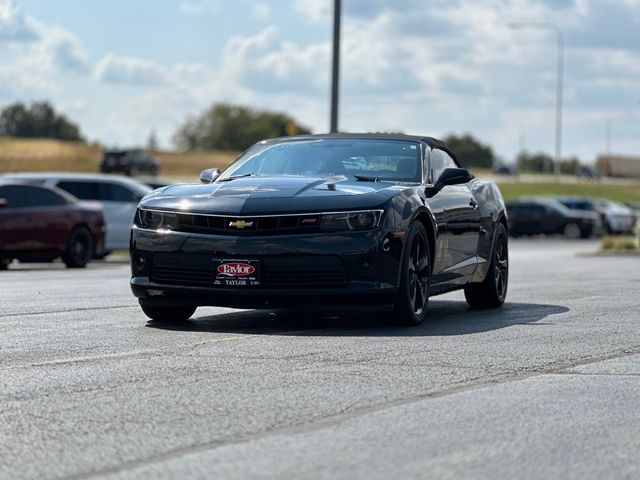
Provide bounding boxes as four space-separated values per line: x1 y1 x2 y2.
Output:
130 134 509 325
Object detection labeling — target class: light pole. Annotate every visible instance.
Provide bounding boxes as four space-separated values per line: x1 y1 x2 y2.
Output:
330 0 341 133
509 22 564 179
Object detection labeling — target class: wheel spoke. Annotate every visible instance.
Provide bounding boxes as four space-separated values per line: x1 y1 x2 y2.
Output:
415 279 424 310
408 257 416 274
410 276 417 309
416 257 429 274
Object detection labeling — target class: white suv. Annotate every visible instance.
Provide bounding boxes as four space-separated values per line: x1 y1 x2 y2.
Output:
1 173 151 254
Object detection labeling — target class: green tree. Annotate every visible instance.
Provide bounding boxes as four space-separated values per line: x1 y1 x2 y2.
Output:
442 133 495 168
173 103 311 151
516 152 554 173
0 101 83 141
559 157 582 175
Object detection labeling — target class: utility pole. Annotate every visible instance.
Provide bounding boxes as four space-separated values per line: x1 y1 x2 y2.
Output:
330 0 341 133
606 117 611 163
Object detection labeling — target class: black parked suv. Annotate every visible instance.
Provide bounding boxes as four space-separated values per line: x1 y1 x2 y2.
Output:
100 149 160 176
506 198 598 239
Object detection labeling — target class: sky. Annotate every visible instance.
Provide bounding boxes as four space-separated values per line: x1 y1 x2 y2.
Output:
0 0 639 163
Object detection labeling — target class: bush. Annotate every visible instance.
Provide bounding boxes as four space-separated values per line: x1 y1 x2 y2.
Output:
600 236 638 251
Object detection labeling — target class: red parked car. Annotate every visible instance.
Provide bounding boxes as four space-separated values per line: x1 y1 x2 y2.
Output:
0 182 105 269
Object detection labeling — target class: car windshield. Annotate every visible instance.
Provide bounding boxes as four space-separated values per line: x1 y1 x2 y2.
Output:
218 139 422 182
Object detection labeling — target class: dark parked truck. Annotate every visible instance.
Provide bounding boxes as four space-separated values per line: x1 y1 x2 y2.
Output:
100 149 160 177
130 134 509 326
0 182 105 269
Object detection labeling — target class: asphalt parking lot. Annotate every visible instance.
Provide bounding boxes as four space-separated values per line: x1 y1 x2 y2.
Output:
1 239 639 480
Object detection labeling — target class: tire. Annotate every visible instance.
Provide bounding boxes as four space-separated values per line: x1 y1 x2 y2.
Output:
62 227 94 268
464 223 508 308
392 222 431 326
0 258 10 270
141 305 196 323
563 222 581 240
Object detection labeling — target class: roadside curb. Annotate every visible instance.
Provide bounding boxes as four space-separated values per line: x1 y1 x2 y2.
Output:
577 251 640 257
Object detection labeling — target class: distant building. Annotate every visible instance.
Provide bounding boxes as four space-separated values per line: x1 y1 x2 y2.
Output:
595 155 640 178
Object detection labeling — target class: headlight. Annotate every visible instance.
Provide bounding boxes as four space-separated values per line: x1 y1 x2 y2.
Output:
136 209 179 231
320 210 383 232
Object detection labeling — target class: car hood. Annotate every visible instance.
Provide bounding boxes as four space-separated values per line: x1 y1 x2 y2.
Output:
139 176 406 215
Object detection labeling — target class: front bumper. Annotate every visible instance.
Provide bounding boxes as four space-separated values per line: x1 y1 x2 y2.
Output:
130 227 403 309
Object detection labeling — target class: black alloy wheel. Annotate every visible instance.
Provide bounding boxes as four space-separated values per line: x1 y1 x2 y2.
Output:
141 305 197 323
464 222 508 308
393 222 431 326
62 227 94 268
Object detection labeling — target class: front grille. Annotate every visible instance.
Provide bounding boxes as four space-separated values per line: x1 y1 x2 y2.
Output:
150 254 348 289
263 256 347 287
176 213 321 236
151 265 211 287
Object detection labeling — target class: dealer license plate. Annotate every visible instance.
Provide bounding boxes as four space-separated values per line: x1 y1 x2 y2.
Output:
213 259 260 287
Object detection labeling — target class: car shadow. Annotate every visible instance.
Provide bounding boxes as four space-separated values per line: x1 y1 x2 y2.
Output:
146 300 569 337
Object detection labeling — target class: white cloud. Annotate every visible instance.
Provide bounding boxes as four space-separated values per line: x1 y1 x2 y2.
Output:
0 2 89 100
221 26 329 95
94 54 168 86
293 0 331 22
178 0 220 15
254 2 271 20
173 62 207 77
0 0 38 43
215 0 640 160
32 22 89 73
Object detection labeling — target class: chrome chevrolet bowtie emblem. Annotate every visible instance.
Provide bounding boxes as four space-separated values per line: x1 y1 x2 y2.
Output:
228 219 254 229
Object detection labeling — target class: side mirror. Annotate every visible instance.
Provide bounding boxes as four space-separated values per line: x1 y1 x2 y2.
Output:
435 168 474 190
0 198 6 209
200 168 221 184
425 168 474 197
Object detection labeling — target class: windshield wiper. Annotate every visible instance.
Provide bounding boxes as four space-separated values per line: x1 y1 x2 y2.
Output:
354 174 383 183
218 173 257 182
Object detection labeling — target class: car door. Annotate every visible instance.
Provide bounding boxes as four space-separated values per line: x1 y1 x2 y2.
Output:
0 185 31 252
541 206 564 234
24 186 71 252
518 204 546 234
427 149 481 281
56 180 111 243
98 182 141 249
